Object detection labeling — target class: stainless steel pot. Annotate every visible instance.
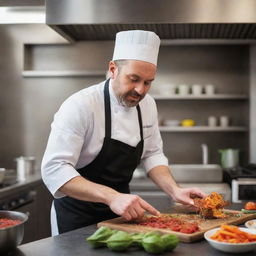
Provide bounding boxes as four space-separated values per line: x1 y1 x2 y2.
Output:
0 211 28 253
14 156 36 181
218 148 240 169
0 168 5 183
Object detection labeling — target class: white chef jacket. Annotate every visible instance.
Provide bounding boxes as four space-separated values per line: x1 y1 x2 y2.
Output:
41 79 168 235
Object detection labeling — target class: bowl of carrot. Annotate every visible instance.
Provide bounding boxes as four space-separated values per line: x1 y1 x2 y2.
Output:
204 225 256 253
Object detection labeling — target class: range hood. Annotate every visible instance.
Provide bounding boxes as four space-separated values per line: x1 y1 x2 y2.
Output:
46 0 256 42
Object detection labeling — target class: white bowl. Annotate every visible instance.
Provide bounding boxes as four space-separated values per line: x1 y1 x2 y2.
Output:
204 227 256 253
163 120 180 127
245 219 256 230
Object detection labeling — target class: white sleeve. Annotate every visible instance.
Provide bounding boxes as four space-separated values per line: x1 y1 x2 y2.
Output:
41 95 89 198
141 98 169 173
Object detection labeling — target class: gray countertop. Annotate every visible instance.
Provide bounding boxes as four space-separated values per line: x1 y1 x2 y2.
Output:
8 203 256 256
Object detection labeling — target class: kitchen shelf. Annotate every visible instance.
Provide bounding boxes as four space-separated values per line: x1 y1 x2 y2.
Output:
22 70 106 77
159 126 248 132
151 94 248 100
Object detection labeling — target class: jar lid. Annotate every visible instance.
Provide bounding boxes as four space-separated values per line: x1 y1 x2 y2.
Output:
14 156 35 161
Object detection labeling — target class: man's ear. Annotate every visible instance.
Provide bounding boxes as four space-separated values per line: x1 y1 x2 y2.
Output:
108 61 118 79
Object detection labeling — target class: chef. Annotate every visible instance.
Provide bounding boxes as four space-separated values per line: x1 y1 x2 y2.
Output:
41 30 206 236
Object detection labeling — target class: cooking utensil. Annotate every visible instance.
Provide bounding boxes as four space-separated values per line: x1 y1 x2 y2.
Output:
0 168 6 183
218 149 239 168
0 210 28 253
14 156 36 181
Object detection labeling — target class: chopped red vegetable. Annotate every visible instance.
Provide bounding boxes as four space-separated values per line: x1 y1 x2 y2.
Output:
244 202 256 210
0 218 21 228
138 215 199 234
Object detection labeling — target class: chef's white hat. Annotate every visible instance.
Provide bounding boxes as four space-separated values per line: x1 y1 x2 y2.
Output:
112 30 160 66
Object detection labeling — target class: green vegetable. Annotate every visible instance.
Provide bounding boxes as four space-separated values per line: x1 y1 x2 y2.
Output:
142 232 165 254
86 228 179 254
131 232 144 247
241 209 256 214
106 230 133 251
161 234 179 251
86 226 113 248
143 231 161 239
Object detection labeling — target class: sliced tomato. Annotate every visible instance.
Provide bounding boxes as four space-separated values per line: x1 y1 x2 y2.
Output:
138 215 199 234
245 201 256 210
180 224 199 234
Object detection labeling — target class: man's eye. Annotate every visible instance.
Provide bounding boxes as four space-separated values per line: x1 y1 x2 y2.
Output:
144 81 151 86
131 78 138 82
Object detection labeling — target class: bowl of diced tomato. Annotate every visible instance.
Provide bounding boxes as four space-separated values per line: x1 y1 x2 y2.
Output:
245 202 256 210
0 210 28 253
204 225 256 253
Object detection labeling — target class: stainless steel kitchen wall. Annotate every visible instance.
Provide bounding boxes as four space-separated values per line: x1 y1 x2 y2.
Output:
0 24 252 169
0 24 82 169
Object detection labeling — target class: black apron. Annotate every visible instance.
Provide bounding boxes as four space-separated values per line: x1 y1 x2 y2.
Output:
54 79 144 234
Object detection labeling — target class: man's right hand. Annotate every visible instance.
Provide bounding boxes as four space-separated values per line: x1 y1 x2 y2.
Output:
108 193 160 220
58 176 159 220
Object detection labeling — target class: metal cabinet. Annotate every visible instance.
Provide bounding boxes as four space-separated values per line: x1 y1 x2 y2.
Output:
34 183 52 240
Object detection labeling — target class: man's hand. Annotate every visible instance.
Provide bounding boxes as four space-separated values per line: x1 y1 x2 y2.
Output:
59 176 160 219
108 193 160 221
171 186 207 206
147 166 207 209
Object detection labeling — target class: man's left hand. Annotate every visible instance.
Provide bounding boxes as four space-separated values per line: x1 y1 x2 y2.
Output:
171 186 207 206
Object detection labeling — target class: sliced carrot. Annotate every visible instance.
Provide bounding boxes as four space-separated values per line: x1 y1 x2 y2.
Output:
210 225 256 243
219 230 238 238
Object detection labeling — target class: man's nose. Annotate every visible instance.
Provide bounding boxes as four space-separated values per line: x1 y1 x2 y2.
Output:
134 83 146 95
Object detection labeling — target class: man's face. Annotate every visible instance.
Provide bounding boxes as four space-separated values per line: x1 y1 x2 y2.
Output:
110 60 156 107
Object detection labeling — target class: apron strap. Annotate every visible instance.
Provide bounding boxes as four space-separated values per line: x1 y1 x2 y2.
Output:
136 104 143 141
104 79 144 141
104 79 111 138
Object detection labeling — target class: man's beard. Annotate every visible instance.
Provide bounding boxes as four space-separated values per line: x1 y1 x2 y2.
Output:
113 75 145 107
118 90 145 107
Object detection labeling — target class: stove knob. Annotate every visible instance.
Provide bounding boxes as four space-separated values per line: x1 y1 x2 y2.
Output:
11 201 17 208
19 198 25 204
2 204 9 210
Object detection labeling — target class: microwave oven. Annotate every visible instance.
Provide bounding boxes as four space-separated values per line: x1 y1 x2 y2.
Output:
232 178 256 203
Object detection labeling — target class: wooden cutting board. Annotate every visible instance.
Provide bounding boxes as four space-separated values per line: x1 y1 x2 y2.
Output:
98 210 256 243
